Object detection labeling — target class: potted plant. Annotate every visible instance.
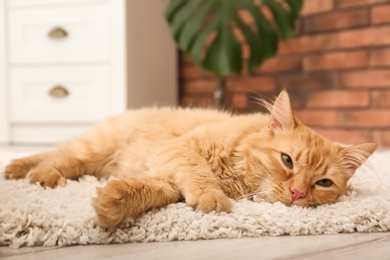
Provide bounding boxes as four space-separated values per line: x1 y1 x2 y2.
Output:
165 0 303 108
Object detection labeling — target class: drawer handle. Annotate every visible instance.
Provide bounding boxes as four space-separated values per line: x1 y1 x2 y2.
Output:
49 85 69 98
48 27 68 39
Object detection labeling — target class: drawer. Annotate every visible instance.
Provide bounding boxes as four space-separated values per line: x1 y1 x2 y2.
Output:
9 65 111 123
8 3 110 63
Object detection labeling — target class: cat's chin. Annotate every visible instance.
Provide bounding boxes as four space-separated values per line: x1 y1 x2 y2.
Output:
289 200 321 208
286 199 312 207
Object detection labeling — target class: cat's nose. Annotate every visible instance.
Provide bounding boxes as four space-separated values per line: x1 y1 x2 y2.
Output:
290 188 305 202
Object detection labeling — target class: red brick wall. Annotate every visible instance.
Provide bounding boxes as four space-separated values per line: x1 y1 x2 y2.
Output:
179 0 390 147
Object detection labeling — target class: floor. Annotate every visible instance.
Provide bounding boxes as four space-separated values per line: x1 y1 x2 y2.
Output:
1 146 390 259
1 232 389 260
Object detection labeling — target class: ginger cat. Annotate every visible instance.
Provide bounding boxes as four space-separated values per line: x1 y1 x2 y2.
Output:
4 91 377 228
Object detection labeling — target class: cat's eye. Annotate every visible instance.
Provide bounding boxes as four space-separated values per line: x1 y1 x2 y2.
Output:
316 179 333 187
281 153 293 169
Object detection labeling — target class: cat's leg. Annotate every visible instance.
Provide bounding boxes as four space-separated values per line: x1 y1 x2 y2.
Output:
4 114 132 188
92 177 180 228
4 151 56 180
26 144 116 188
26 153 80 188
168 149 232 214
13 135 119 188
92 147 231 228
174 168 232 213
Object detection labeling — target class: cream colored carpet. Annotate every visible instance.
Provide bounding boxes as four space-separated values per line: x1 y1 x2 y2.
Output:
1 150 390 248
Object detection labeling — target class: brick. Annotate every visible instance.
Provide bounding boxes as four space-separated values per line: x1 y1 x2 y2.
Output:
302 0 334 16
258 55 302 73
180 66 213 79
279 33 338 54
344 110 390 127
279 72 337 90
306 90 369 108
227 77 276 92
180 66 194 79
304 50 369 71
340 69 390 88
373 131 390 146
289 91 310 109
231 93 248 109
180 94 214 108
372 4 390 24
294 110 342 127
338 26 390 49
315 129 374 144
337 0 390 8
182 79 217 94
369 48 390 66
304 9 369 33
372 90 390 107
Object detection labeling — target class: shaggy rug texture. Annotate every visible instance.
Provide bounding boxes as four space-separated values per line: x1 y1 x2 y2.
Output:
1 149 390 248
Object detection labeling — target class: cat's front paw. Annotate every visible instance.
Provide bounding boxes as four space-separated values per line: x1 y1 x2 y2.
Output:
188 189 232 213
28 167 66 188
4 159 31 179
93 180 134 228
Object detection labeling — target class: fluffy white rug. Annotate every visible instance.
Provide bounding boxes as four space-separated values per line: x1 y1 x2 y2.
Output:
1 149 390 248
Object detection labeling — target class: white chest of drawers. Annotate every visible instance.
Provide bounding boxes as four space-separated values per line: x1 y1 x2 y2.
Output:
0 0 177 144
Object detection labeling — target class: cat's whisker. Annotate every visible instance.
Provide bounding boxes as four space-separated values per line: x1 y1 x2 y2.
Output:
235 192 257 201
358 128 370 145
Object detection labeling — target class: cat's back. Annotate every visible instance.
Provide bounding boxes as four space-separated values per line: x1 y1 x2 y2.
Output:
98 107 233 141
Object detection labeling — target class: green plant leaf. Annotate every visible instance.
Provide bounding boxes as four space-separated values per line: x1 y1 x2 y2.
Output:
203 26 242 76
202 1 242 76
178 0 215 50
232 11 262 70
239 0 278 61
256 9 278 60
171 0 201 41
165 0 302 77
189 14 220 65
165 0 185 23
263 0 293 39
202 28 228 76
285 0 303 24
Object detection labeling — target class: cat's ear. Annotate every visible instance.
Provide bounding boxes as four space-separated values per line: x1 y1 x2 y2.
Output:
342 143 377 175
268 91 295 131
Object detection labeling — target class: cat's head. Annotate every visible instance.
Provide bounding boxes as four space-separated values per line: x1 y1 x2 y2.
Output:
241 91 377 207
